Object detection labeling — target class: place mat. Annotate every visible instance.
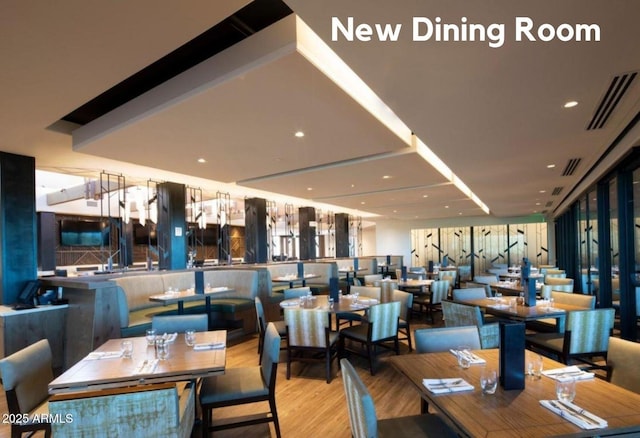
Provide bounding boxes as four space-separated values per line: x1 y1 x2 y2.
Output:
449 349 486 364
134 359 159 375
194 342 225 351
423 378 474 394
540 400 607 429
85 351 123 360
542 366 595 382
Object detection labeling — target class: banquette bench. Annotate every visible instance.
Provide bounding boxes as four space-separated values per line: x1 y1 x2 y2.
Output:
114 269 258 337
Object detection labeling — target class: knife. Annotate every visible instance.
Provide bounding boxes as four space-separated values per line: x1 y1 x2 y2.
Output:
550 400 598 426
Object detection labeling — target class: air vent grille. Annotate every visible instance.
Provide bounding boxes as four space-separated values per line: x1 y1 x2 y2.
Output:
562 158 581 176
552 186 563 196
587 72 637 130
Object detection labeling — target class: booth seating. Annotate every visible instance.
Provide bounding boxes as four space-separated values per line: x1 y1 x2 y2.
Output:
266 262 336 295
114 269 258 337
49 382 194 438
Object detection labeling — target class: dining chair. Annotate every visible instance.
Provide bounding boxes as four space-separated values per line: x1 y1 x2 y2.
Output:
544 269 567 281
606 336 640 394
392 289 414 352
151 313 208 333
284 307 339 383
539 283 574 299
373 279 398 302
544 277 574 288
0 339 53 438
525 308 615 365
339 301 401 375
527 291 596 333
413 279 449 323
452 287 487 301
472 274 499 285
199 322 282 438
441 301 499 349
255 296 286 363
283 287 311 300
340 358 457 438
414 326 481 353
439 271 457 291
335 286 382 329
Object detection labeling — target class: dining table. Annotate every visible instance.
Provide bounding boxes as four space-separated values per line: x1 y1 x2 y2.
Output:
490 280 542 297
454 296 581 333
387 349 640 437
338 267 367 291
149 286 234 314
48 330 227 394
280 294 375 330
271 273 320 289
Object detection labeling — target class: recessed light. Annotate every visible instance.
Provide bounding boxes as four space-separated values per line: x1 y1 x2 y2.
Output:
547 164 556 169
564 101 578 108
351 184 355 188
393 210 397 213
360 201 366 205
536 202 541 206
422 194 428 198
307 187 313 191
382 175 392 179
539 190 546 194
444 205 449 209
197 158 206 163
294 131 305 138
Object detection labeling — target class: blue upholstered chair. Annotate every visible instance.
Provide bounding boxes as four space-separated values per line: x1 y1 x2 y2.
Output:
283 287 311 300
255 296 286 363
340 358 457 438
414 279 449 323
151 314 208 333
199 322 281 438
284 307 339 383
414 326 481 354
452 287 487 301
0 339 53 438
339 301 401 375
392 289 414 352
441 301 499 349
336 286 382 329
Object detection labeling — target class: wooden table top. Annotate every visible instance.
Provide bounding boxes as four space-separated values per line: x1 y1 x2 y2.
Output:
49 330 227 394
457 297 580 322
397 279 433 288
280 294 374 314
387 349 640 437
148 287 234 304
271 274 320 283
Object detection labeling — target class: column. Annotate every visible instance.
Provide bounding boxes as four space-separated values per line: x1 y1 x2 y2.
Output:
244 197 267 263
335 213 349 258
298 206 316 260
157 182 186 270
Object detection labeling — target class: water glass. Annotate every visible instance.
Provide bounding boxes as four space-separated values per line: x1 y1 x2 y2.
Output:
480 368 498 394
120 340 133 359
185 330 196 347
456 345 471 369
146 329 157 346
527 353 543 379
556 377 576 402
328 297 334 309
156 339 170 360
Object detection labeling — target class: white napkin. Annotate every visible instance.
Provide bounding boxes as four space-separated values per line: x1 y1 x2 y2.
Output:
540 400 607 429
488 303 510 310
281 301 298 307
449 349 486 364
194 342 225 351
423 378 474 394
542 366 595 382
159 333 178 344
358 298 378 304
134 359 159 375
349 303 367 309
86 351 123 360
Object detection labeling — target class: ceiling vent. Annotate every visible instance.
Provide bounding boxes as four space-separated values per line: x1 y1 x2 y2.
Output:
551 186 563 196
562 158 581 176
587 72 637 130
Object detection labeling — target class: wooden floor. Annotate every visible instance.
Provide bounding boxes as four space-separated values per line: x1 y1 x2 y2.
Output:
0 316 443 438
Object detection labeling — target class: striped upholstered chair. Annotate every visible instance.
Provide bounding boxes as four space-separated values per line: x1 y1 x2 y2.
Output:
339 301 401 375
441 301 499 349
414 279 449 323
526 308 615 365
340 358 457 438
284 308 339 383
392 289 414 352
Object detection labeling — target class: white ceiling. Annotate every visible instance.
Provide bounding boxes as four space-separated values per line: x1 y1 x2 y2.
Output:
2 0 640 223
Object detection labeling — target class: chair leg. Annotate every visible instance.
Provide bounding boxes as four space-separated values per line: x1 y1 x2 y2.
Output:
367 342 375 375
269 395 282 438
406 322 413 352
286 348 292 380
201 406 211 438
326 348 332 383
421 398 429 414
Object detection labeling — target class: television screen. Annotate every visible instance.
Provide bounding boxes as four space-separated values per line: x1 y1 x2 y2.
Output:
59 219 109 247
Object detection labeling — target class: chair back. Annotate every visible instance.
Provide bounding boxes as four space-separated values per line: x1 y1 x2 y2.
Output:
544 270 567 281
350 286 381 301
452 288 486 301
473 274 498 285
0 339 52 414
367 301 401 342
440 270 457 284
373 280 397 302
545 277 574 287
152 314 208 333
340 358 378 438
430 280 449 305
607 337 640 394
550 291 595 309
261 323 282 390
391 289 413 321
441 301 483 328
566 308 615 355
284 287 311 300
284 308 330 347
414 326 481 353
364 274 383 286
255 296 266 334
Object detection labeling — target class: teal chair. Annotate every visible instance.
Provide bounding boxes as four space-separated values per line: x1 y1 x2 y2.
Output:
283 287 311 300
392 289 414 352
255 296 286 363
441 301 499 349
414 279 449 323
151 314 208 333
414 326 481 354
339 301 401 375
340 358 457 438
284 307 339 383
199 322 282 438
0 339 53 438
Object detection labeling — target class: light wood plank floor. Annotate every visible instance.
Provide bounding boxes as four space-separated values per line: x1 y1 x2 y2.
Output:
0 316 442 438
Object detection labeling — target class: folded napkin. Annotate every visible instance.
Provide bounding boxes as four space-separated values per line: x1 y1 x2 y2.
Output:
159 332 178 344
542 366 595 382
281 301 298 307
349 303 368 310
540 400 607 429
86 351 123 360
449 349 486 364
423 378 474 394
488 303 510 310
194 342 225 351
134 359 159 375
358 298 378 304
